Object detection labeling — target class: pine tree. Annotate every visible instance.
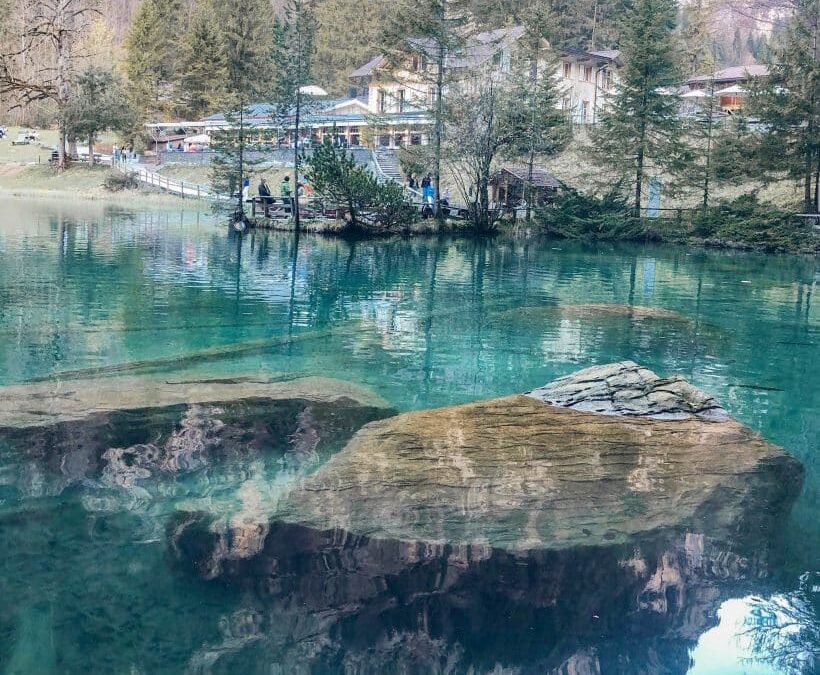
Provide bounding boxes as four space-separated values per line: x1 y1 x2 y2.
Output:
123 0 183 115
380 0 470 222
271 0 318 231
684 44 719 208
216 0 273 103
64 67 135 164
748 0 820 213
313 0 389 95
207 0 275 217
175 0 229 118
593 0 690 217
502 16 571 220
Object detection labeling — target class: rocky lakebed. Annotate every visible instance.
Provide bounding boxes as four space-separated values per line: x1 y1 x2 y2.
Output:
0 362 804 672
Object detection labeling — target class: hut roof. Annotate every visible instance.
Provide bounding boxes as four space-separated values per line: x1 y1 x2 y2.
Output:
496 166 561 189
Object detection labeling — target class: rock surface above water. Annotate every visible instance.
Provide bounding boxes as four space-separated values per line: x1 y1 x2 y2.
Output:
273 362 802 551
527 361 729 421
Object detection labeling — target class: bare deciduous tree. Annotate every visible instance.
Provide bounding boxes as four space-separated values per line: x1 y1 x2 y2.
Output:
0 0 100 170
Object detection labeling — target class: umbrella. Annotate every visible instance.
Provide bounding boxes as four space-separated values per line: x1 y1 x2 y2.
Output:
715 84 747 96
299 85 328 97
682 89 710 98
183 133 211 144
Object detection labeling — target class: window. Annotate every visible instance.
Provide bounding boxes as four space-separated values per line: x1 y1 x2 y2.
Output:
562 62 572 79
410 132 422 145
411 55 419 71
562 97 571 110
379 134 390 147
428 86 436 108
584 66 593 82
350 132 360 146
394 133 404 146
377 90 386 113
581 100 589 121
397 89 406 112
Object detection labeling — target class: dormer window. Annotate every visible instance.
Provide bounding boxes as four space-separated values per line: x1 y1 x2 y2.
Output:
563 62 572 79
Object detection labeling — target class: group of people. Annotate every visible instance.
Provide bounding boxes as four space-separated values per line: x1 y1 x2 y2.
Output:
408 173 452 218
112 144 135 163
254 175 313 212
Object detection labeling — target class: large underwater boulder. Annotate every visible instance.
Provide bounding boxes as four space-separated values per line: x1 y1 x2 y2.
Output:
165 362 804 674
268 361 801 551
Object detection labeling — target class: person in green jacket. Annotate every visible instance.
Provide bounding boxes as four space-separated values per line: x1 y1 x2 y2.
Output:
280 175 292 204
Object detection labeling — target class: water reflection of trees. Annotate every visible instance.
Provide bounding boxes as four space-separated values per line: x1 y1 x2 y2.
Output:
743 574 820 674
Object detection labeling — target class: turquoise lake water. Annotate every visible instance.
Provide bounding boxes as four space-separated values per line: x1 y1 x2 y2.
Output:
0 200 817 673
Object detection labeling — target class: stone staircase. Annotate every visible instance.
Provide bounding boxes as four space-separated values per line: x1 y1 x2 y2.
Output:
373 149 404 183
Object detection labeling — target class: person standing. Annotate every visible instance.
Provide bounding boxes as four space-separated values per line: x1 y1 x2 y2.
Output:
280 175 292 204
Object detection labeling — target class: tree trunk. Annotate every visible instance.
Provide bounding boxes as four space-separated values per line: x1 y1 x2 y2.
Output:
526 52 537 223
634 146 644 219
88 134 95 165
433 42 445 224
57 126 67 171
55 11 73 173
293 90 301 232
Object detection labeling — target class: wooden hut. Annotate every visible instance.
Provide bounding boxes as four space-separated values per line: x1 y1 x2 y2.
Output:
491 166 561 208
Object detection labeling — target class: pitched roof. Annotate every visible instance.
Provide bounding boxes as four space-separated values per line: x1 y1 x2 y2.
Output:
349 25 528 78
497 166 561 189
559 47 621 66
350 54 387 78
687 64 768 84
587 49 620 61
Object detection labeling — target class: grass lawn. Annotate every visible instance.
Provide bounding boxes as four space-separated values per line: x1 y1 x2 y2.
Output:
0 127 119 165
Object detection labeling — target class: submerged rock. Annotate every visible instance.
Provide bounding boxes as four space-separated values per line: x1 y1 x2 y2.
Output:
268 362 801 551
0 375 393 504
495 303 694 324
167 518 794 674
165 363 804 673
0 373 388 429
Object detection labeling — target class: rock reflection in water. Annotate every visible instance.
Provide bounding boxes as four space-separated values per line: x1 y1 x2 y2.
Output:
168 517 795 675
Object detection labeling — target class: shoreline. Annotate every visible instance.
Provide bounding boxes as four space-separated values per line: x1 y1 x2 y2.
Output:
0 185 815 255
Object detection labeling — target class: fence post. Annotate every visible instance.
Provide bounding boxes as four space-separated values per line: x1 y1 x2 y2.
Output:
181 181 185 198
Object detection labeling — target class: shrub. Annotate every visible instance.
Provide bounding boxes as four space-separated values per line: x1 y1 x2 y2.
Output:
691 194 817 253
103 171 140 192
305 139 416 232
536 186 646 241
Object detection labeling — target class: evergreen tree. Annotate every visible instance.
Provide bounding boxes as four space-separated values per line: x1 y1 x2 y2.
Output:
502 17 571 221
64 67 135 164
380 0 470 222
123 0 183 115
217 0 273 102
748 0 820 213
208 0 274 216
175 0 229 117
305 138 415 230
593 0 690 217
271 0 318 231
684 44 719 208
313 0 389 95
